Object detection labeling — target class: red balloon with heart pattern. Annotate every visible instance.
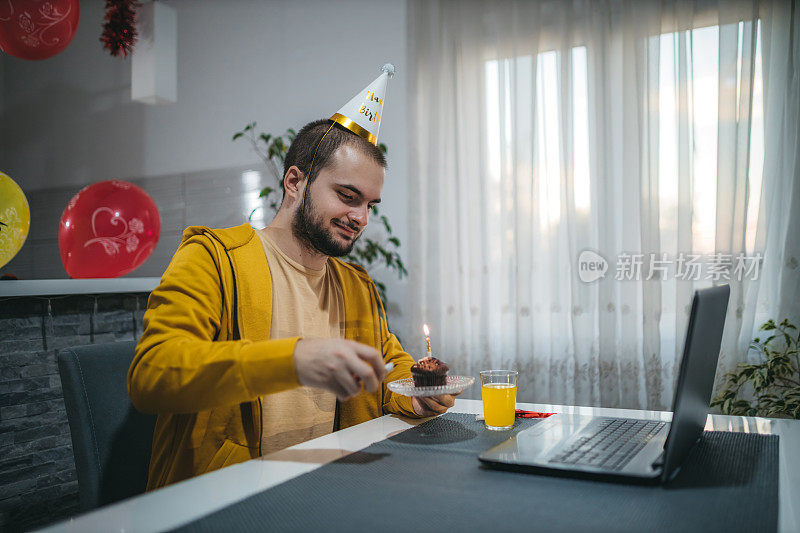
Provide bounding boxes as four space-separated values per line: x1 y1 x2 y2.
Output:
59 181 161 278
0 0 80 61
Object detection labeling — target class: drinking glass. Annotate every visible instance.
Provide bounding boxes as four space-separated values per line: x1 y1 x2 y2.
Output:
480 370 518 430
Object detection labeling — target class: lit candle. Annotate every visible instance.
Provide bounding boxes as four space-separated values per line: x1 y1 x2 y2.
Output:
423 324 432 357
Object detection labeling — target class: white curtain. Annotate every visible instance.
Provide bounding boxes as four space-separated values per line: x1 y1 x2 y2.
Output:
406 0 800 410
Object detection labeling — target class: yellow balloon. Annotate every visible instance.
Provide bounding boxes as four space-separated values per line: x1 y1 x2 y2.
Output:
0 172 31 270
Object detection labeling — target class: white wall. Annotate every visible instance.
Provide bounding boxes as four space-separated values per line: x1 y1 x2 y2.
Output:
1 0 412 338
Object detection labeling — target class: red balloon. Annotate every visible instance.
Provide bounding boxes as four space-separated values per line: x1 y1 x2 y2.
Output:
59 180 161 279
0 0 79 61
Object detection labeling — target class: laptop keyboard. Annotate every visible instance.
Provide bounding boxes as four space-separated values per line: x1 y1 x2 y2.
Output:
549 418 667 471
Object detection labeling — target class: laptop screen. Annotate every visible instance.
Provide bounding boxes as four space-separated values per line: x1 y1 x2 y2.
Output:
660 284 730 481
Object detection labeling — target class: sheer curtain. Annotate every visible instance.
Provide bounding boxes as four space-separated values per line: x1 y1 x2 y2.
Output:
406 0 800 410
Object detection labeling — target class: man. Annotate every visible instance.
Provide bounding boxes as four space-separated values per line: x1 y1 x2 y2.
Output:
128 116 458 490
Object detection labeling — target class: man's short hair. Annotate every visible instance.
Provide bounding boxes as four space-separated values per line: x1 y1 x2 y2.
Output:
282 119 387 198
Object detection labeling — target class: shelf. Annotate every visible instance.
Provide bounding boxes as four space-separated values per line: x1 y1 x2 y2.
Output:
0 278 161 297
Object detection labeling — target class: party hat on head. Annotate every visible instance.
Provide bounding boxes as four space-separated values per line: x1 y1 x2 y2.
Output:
330 63 395 146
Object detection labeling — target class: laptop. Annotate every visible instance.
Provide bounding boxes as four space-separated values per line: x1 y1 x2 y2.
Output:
479 284 730 484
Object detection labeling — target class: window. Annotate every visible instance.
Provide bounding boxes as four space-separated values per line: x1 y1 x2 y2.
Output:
484 20 764 256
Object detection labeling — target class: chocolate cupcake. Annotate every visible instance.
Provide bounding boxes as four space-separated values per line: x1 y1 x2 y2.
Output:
411 356 449 387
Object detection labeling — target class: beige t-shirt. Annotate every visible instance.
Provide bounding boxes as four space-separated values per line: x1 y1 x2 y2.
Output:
256 228 345 455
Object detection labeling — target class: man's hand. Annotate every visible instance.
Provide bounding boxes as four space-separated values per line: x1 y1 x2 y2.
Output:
411 392 461 417
294 338 386 401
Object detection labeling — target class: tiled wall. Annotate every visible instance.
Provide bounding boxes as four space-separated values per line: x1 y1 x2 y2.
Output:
0 165 276 530
2 164 277 280
0 293 148 532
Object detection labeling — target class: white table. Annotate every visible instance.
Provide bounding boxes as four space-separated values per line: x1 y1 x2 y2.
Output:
39 399 800 533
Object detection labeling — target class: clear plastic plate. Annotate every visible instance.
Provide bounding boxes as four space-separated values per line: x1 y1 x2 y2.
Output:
387 376 475 397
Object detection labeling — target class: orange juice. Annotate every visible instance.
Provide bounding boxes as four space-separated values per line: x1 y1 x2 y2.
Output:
481 383 517 428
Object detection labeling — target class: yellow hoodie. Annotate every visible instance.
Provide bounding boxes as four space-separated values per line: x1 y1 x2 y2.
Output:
128 224 419 490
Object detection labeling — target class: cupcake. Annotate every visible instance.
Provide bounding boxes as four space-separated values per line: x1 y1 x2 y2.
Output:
411 356 449 387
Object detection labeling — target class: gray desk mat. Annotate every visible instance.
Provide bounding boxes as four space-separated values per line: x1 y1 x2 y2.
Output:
172 413 778 533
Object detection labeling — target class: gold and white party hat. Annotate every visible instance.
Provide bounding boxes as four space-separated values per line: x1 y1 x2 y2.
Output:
330 63 395 146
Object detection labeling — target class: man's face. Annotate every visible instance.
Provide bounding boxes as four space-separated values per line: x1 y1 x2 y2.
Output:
292 144 385 257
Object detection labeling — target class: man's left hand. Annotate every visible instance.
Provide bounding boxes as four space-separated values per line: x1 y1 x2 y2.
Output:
411 392 461 417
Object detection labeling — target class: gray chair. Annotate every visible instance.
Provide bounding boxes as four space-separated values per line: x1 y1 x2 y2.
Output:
58 341 157 511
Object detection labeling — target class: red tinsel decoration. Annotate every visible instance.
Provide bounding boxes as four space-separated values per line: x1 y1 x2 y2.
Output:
100 0 139 57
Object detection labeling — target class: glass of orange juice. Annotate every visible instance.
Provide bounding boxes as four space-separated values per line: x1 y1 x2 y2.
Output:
480 370 518 430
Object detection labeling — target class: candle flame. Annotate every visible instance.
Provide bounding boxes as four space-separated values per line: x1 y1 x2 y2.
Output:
423 324 430 336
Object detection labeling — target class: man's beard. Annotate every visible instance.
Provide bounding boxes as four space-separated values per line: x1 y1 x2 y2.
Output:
292 185 361 258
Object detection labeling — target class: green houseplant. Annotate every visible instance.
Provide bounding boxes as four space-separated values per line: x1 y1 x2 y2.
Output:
233 122 407 303
711 318 800 419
